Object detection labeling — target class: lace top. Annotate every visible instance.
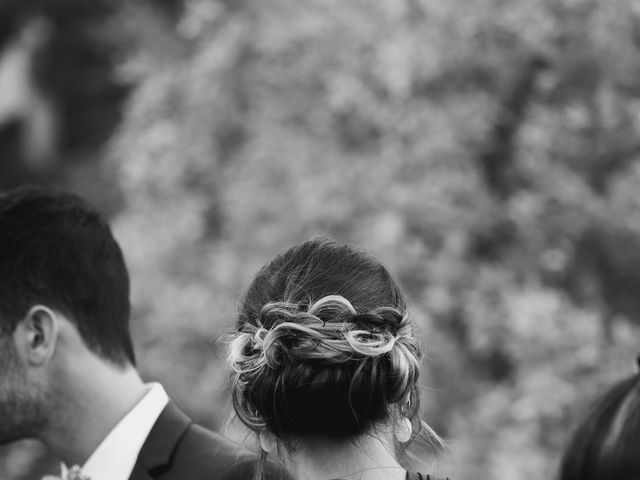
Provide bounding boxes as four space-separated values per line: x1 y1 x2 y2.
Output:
407 473 450 480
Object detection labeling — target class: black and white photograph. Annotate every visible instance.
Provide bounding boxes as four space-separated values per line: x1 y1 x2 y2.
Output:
1 1 640 479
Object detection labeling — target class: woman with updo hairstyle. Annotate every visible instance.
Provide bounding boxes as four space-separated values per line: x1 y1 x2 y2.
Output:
228 238 448 480
559 361 640 480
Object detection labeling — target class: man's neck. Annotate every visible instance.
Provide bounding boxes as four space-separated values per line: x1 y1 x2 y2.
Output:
284 433 406 480
39 355 148 466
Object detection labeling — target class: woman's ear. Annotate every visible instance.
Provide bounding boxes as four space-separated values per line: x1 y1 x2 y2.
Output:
259 430 277 454
13 305 59 366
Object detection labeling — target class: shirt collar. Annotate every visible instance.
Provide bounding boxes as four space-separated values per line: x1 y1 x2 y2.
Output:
64 383 169 480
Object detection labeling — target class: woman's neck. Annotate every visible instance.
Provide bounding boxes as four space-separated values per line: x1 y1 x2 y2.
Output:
283 433 406 480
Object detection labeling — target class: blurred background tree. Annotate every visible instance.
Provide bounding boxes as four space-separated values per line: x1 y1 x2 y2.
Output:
1 0 640 479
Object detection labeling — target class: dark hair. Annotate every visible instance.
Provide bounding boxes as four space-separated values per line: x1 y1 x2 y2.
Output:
0 186 134 366
559 372 640 480
229 238 439 453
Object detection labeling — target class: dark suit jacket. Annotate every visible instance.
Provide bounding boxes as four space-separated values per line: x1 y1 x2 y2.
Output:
129 401 288 480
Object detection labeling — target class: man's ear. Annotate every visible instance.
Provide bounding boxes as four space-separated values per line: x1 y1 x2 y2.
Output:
13 306 59 366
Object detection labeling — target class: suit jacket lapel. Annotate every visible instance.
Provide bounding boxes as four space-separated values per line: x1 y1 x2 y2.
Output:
130 401 193 479
128 463 155 480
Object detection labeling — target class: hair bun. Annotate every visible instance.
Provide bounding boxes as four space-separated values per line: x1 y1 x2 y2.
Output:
230 296 416 377
229 238 436 442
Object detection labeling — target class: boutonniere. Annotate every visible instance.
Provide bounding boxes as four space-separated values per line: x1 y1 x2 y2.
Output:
42 465 91 480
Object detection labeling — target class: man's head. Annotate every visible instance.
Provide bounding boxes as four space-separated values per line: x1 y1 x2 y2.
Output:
0 187 135 442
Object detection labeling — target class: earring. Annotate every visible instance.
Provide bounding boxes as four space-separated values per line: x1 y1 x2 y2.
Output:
394 417 413 443
259 431 276 453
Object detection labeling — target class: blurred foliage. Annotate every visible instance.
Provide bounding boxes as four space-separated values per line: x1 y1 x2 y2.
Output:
2 0 640 479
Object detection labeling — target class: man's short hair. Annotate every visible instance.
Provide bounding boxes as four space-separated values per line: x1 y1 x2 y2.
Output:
0 187 135 366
